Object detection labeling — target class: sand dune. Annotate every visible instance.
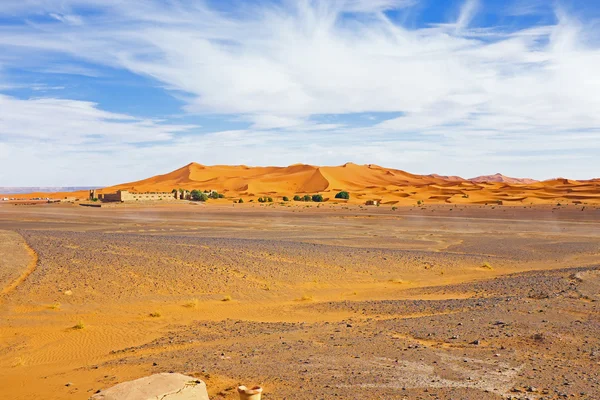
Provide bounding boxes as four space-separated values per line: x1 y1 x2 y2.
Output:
4 163 599 205
99 162 599 205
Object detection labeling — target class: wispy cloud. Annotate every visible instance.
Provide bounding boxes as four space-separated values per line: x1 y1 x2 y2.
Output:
0 0 599 183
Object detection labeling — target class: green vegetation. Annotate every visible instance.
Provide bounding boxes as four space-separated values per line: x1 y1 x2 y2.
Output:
312 194 323 202
293 195 302 201
267 197 273 202
303 194 312 202
191 190 208 201
282 196 289 201
335 191 350 200
91 198 98 202
238 198 244 203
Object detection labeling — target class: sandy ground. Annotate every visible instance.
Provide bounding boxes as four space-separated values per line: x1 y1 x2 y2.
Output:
0 202 599 399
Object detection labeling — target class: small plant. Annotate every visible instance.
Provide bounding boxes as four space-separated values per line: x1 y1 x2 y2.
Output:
72 320 85 330
481 262 493 270
222 295 232 302
335 191 350 200
238 198 244 203
49 302 61 310
282 196 289 201
91 198 98 202
149 311 162 318
417 200 422 206
302 194 312 202
392 206 397 211
293 195 302 201
218 193 225 198
311 194 323 202
183 299 199 308
267 197 273 202
389 279 405 284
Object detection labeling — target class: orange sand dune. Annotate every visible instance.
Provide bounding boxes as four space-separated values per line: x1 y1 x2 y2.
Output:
4 163 600 205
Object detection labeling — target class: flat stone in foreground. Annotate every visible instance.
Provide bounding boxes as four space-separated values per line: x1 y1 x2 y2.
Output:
90 373 209 400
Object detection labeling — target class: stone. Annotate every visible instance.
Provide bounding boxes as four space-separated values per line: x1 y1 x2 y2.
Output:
90 373 209 400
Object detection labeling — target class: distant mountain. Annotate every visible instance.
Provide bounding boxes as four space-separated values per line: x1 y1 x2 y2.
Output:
0 187 98 194
468 173 538 184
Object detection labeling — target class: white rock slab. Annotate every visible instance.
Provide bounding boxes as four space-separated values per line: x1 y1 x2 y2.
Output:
90 373 209 400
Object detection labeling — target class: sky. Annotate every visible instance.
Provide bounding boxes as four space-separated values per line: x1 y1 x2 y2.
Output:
1 0 599 186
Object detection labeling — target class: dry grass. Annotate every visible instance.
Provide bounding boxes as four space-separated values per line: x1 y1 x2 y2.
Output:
48 302 61 310
183 298 199 308
297 294 314 302
389 278 405 284
482 262 494 270
221 295 232 302
149 311 162 318
72 320 85 330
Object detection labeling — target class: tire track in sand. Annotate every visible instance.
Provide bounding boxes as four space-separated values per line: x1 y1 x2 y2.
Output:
0 230 38 299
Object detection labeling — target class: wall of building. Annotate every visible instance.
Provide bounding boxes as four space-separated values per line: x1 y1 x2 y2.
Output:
98 190 177 202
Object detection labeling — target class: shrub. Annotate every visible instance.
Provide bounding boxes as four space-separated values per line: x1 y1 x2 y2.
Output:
72 320 85 330
218 193 225 198
183 298 199 308
258 197 265 203
267 197 273 202
335 191 350 200
303 194 312 202
191 190 208 201
209 191 220 199
222 295 232 302
282 196 289 201
293 195 302 201
149 311 161 318
312 194 323 202
238 198 244 203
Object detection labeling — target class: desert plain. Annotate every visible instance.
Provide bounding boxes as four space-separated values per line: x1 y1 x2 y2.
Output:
0 200 599 400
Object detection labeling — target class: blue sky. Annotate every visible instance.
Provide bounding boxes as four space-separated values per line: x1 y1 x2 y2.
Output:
1 0 599 185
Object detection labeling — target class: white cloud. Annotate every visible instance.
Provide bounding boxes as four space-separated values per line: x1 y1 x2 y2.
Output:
0 0 599 182
0 94 195 145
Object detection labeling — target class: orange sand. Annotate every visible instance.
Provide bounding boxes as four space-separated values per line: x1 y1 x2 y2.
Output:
3 163 599 205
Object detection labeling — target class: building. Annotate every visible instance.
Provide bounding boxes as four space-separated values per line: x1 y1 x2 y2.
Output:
94 190 177 202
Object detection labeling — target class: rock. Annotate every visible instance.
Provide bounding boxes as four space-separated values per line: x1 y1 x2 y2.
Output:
90 373 209 400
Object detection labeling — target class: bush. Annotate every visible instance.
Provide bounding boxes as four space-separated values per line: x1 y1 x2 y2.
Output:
238 198 244 203
282 196 289 202
335 191 350 200
312 194 323 202
218 193 225 198
258 197 265 203
191 190 208 201
267 197 273 202
293 195 302 201
303 194 312 202
209 191 220 199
